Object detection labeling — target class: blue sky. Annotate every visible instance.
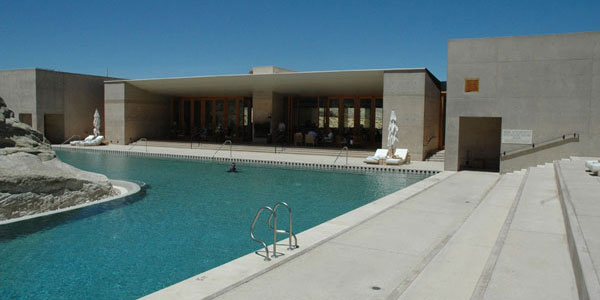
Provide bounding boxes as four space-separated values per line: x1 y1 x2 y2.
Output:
1 0 599 80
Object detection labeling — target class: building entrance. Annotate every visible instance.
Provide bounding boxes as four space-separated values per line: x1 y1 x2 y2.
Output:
170 97 252 143
458 117 501 172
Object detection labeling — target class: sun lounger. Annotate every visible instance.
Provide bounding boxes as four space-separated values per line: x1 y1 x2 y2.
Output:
364 149 389 164
81 135 104 146
386 149 410 165
585 160 599 171
70 135 95 146
590 162 600 175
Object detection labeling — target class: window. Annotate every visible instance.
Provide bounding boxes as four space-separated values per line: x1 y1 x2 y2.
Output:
360 99 371 129
343 98 354 129
375 98 383 130
329 99 339 129
465 78 479 93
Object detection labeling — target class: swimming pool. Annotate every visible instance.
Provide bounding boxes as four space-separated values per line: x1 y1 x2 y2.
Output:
0 149 430 300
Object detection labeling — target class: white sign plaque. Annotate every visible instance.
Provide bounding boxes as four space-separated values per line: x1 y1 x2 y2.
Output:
502 129 533 144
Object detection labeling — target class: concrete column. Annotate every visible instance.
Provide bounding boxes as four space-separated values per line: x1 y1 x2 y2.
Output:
252 91 274 141
383 71 427 160
104 83 126 144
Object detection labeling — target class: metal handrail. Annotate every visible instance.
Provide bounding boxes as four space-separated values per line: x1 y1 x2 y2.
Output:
501 132 578 157
212 140 232 158
250 206 277 261
60 135 81 147
333 146 349 165
268 202 298 250
128 138 148 152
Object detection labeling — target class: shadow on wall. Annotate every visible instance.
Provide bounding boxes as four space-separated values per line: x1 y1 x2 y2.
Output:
458 117 501 172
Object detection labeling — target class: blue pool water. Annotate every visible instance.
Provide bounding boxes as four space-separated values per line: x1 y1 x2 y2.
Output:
0 150 430 300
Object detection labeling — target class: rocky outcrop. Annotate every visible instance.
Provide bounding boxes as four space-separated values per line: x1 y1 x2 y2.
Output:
0 97 117 221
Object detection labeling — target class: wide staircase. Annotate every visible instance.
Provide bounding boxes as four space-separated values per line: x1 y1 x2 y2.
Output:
426 149 445 162
397 163 579 299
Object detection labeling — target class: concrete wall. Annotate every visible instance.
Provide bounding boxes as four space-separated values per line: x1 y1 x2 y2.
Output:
383 70 441 160
0 69 37 127
35 70 65 136
0 69 107 142
445 31 600 173
62 72 106 140
423 73 442 158
124 84 169 143
104 82 169 144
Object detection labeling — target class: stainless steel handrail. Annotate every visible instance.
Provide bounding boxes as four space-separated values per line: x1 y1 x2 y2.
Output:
268 202 298 250
250 206 277 261
212 140 232 158
60 135 81 147
333 146 349 165
128 138 148 152
501 132 578 157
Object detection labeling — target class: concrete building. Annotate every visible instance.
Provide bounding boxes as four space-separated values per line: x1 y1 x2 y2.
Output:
445 31 600 173
0 69 110 143
104 67 444 160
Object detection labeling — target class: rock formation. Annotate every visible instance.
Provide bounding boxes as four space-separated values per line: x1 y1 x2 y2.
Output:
0 97 117 221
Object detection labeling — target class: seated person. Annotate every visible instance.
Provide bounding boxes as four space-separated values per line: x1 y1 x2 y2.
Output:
324 130 333 142
308 130 318 138
227 162 237 173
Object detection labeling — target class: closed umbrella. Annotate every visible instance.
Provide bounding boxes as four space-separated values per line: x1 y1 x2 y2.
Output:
387 110 398 156
93 109 101 137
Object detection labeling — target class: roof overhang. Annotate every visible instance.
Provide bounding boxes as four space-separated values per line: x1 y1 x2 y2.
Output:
105 68 429 97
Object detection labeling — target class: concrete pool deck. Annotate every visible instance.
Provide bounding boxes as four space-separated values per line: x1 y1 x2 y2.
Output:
53 143 444 173
53 145 599 299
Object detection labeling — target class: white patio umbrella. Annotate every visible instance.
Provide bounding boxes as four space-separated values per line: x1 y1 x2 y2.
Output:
93 109 101 137
387 110 399 156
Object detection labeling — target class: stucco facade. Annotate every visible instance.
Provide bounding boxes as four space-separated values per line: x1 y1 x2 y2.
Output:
445 31 600 173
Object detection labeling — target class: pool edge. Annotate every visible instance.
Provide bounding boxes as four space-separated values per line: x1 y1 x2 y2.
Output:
0 179 141 226
139 170 457 300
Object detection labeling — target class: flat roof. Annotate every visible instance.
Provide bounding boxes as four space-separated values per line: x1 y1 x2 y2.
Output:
105 68 434 97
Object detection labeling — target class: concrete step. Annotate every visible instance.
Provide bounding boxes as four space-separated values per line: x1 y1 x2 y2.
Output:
479 163 578 300
397 170 525 299
426 150 445 162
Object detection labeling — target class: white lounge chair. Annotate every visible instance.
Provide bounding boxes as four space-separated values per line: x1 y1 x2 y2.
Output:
364 149 389 164
70 135 95 146
590 162 600 176
81 135 104 146
386 149 410 165
585 160 599 171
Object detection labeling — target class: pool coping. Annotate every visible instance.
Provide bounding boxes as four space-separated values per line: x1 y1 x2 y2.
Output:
0 179 141 226
140 170 456 300
53 146 440 175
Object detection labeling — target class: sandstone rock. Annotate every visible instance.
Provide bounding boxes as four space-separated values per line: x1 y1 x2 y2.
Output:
0 98 117 221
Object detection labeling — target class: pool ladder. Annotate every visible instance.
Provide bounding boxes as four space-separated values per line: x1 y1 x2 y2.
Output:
250 202 299 261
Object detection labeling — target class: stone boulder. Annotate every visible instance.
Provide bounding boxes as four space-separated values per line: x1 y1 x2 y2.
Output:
0 97 117 221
